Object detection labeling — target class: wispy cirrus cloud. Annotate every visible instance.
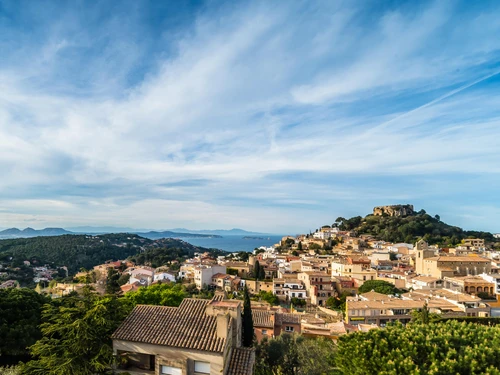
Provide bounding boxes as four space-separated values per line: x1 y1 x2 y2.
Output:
0 0 500 232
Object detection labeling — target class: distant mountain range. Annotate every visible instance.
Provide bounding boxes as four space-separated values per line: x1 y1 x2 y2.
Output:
0 227 266 239
0 227 72 238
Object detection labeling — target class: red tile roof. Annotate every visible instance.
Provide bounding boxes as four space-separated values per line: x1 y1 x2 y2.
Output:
227 347 255 375
252 310 274 328
112 298 227 353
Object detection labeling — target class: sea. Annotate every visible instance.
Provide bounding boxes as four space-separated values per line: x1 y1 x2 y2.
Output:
182 235 284 252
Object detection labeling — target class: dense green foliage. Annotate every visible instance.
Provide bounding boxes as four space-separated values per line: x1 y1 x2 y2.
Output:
358 280 405 295
326 292 350 312
0 367 20 375
122 283 187 306
254 290 280 305
242 284 254 347
22 292 132 375
0 288 49 358
105 268 121 295
0 234 223 276
0 234 145 274
436 316 500 325
334 212 498 246
255 334 338 375
336 321 500 375
253 261 265 280
290 297 306 307
127 238 227 268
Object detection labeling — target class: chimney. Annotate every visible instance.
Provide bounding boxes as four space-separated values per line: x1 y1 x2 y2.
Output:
216 313 229 340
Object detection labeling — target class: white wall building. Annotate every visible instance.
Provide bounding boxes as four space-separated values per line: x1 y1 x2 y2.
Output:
194 265 227 289
154 272 176 283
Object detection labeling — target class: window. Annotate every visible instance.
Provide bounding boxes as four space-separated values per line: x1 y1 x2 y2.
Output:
262 329 268 335
161 366 182 375
194 361 210 374
285 326 294 332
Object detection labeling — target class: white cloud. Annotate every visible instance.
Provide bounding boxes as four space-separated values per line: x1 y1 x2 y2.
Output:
1 1 500 231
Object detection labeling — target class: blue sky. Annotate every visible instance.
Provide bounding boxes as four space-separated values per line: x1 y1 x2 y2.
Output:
1 0 500 234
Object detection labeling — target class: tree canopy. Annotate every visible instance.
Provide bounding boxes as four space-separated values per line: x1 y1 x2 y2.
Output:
358 280 404 295
22 293 131 375
254 291 280 305
255 334 338 375
336 320 500 375
332 211 498 246
0 288 49 357
122 283 187 307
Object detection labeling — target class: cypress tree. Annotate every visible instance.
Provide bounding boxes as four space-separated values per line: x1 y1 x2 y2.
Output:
422 301 430 324
242 284 254 347
254 261 261 280
258 264 266 280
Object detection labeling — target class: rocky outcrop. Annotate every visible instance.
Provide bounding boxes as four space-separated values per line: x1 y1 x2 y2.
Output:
373 204 414 217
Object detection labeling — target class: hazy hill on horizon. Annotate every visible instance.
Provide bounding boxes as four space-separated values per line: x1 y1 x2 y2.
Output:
0 226 265 240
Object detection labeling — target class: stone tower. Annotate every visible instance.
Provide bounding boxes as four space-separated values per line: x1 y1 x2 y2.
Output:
415 240 435 275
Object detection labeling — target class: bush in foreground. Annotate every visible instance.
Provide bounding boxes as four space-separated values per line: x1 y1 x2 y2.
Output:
336 320 500 375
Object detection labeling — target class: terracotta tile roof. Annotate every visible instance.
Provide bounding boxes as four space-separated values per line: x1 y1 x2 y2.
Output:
426 256 491 262
275 312 301 325
112 298 226 352
359 291 392 301
227 347 255 375
252 310 274 328
120 281 141 293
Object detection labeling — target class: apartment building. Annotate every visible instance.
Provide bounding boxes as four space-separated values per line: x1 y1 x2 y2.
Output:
194 265 227 290
346 289 491 327
331 257 377 285
298 271 337 306
272 279 306 301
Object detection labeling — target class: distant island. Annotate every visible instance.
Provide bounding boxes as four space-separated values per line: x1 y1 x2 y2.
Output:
0 227 222 240
136 231 222 240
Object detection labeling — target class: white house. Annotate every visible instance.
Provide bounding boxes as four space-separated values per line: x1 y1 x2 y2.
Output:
194 265 227 290
154 271 176 283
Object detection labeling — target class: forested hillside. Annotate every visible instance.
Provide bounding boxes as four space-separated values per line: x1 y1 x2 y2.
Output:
128 238 227 268
0 234 218 274
334 210 498 246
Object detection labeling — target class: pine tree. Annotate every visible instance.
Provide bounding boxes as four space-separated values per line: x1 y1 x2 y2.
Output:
242 284 254 347
105 268 121 295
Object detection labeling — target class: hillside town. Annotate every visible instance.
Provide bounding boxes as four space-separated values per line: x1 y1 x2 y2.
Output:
35 206 497 345
2 206 500 374
2 205 500 375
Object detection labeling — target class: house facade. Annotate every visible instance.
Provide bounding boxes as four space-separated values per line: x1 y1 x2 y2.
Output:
112 297 254 375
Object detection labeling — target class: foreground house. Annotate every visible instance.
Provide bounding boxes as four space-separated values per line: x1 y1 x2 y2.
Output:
112 296 254 375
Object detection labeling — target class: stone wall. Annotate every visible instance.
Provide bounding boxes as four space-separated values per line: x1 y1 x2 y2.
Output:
373 204 414 217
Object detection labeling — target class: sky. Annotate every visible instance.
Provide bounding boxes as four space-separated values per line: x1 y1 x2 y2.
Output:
1 0 500 234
